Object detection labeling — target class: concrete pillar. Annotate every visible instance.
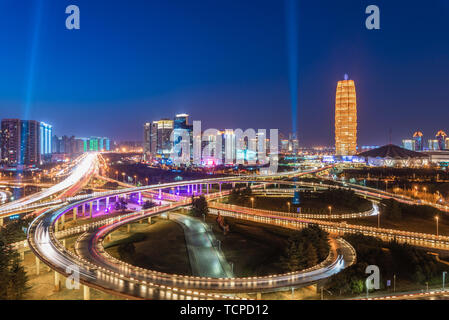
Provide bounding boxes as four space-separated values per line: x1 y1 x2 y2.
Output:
232 182 235 188
73 207 78 221
106 197 109 208
159 189 162 198
0 217 3 227
148 217 152 224
54 271 61 292
83 285 90 300
219 183 222 193
62 239 66 248
61 214 65 228
96 199 100 211
200 184 203 194
20 251 25 261
115 195 119 202
127 224 131 233
187 185 190 194
89 202 93 218
206 184 209 194
138 192 142 203
82 203 86 214
35 257 40 275
107 234 112 241
256 292 262 300
55 221 59 232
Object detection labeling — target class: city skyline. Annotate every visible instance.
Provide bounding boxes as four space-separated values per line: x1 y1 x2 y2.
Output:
0 1 448 146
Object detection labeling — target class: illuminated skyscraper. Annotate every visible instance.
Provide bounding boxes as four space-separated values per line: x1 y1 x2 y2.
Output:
413 130 423 151
436 130 447 150
335 75 357 155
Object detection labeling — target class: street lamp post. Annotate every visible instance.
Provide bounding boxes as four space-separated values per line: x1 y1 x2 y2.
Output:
378 211 380 228
287 202 291 213
251 197 255 209
436 216 439 237
443 271 447 290
328 206 332 220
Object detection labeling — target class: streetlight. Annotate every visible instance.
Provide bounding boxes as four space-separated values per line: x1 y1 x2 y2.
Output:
436 216 439 237
250 197 255 209
121 172 125 182
287 201 290 213
443 271 447 291
328 206 332 219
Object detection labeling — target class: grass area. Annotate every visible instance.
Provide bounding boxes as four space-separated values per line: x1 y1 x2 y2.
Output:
205 215 296 277
229 196 365 215
348 214 449 237
105 217 192 275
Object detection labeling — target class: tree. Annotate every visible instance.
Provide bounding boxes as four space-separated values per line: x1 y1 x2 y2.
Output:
303 243 318 268
0 233 29 299
280 239 304 272
190 196 209 218
142 200 156 210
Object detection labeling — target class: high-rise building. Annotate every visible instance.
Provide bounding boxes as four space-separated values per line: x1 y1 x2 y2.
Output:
1 119 21 165
413 130 423 151
335 75 357 156
156 119 174 155
428 139 439 151
436 130 447 150
143 122 158 158
20 120 41 165
402 139 416 151
40 122 52 160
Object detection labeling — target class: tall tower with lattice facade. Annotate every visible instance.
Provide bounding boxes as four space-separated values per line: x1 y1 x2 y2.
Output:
335 74 357 155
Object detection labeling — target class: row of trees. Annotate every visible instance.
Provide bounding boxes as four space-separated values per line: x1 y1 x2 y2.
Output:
304 188 371 212
280 225 330 272
380 198 445 222
326 233 445 295
228 187 253 206
0 219 30 299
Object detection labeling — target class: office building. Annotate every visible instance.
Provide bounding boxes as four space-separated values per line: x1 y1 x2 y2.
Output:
335 74 357 156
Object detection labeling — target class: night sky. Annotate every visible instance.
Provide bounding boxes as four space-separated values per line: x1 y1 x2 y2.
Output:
0 0 448 147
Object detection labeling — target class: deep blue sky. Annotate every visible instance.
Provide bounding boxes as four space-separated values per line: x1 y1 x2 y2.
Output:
0 0 448 146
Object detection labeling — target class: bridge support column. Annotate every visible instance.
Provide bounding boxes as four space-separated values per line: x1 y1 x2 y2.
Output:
206 184 209 194
62 239 66 248
127 224 131 233
106 197 109 208
83 285 90 300
148 217 152 224
96 199 100 211
61 214 65 228
256 292 262 300
232 182 235 188
115 195 119 202
187 185 190 194
219 183 222 193
159 189 162 199
200 184 203 194
138 192 142 204
107 234 112 241
55 221 59 232
0 217 3 227
89 202 93 218
20 251 24 261
82 203 86 215
35 257 40 275
73 207 78 221
54 271 61 292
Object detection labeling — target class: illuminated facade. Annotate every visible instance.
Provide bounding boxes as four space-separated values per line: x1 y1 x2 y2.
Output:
335 75 357 155
413 130 423 151
436 130 447 150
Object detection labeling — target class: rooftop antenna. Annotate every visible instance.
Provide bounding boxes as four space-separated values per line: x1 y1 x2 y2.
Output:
344 73 349 80
389 128 392 145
